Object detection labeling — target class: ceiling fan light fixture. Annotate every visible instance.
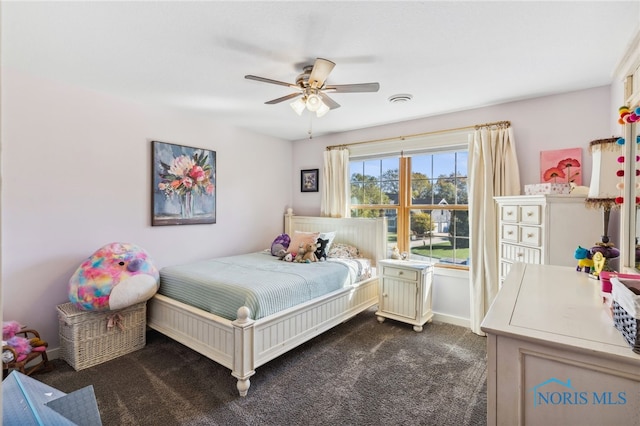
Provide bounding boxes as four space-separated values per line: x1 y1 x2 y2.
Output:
316 102 330 118
305 93 323 112
290 97 306 115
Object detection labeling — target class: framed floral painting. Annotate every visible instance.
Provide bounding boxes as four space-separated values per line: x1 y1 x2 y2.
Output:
301 169 319 192
540 147 582 185
152 141 216 226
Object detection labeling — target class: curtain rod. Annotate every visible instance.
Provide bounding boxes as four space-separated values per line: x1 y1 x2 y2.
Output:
326 120 511 150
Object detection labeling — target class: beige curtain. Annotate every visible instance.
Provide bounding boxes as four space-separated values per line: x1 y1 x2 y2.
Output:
321 148 350 217
468 126 520 335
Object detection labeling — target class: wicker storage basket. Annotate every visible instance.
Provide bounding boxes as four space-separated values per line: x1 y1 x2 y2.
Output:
611 277 640 354
57 301 146 370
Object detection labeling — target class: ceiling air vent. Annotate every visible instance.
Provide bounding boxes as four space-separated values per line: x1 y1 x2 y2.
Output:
388 94 413 103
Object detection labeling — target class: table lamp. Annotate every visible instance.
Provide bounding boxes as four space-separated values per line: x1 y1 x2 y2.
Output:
585 137 621 272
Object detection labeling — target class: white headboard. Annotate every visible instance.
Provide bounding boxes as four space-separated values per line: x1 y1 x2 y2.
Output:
284 209 387 266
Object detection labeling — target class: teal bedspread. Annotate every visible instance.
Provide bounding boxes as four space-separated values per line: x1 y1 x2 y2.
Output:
158 252 354 320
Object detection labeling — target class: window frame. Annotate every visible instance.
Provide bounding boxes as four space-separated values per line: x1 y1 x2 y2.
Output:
350 148 469 271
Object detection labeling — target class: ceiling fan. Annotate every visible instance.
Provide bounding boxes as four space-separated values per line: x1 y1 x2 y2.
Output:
245 58 380 117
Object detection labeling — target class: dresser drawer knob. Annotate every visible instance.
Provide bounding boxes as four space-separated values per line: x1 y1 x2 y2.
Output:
506 211 513 216
527 233 534 238
517 253 523 258
398 271 403 275
527 211 533 217
507 230 513 235
383 293 388 298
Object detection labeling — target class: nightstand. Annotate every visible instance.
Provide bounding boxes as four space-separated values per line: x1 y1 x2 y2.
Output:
376 259 433 332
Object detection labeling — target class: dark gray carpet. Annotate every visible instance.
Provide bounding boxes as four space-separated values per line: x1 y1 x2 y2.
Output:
37 307 487 425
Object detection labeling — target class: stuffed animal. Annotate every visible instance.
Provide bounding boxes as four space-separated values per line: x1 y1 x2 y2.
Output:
574 246 593 273
294 244 307 263
300 242 319 263
271 234 290 257
314 238 329 261
2 321 47 363
68 242 160 311
281 252 294 262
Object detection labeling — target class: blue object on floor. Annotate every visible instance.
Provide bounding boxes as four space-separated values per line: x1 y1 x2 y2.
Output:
2 370 102 425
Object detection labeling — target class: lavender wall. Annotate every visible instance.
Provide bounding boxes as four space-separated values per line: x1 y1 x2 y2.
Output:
1 70 292 348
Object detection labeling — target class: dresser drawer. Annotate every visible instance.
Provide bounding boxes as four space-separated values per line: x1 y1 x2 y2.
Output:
520 205 541 225
501 205 519 223
501 243 541 264
501 224 519 242
382 266 418 281
519 226 541 246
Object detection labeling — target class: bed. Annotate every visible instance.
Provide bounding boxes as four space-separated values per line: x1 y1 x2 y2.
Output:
147 209 387 396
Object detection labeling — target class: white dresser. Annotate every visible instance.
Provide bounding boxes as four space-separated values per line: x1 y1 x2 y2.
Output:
494 195 602 286
481 263 640 425
375 259 433 332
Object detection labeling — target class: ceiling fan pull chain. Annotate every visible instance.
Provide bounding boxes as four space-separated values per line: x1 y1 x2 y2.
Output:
308 113 313 139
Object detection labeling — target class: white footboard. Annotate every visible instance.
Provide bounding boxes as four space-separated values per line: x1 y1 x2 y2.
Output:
252 277 378 367
147 294 235 369
147 276 378 396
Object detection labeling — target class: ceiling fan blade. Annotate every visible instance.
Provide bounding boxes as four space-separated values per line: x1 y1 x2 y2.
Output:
308 58 336 89
245 75 298 89
324 82 380 93
318 92 341 110
265 92 302 105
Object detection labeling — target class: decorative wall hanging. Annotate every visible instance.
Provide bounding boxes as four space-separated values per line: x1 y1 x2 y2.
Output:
300 169 319 192
152 141 216 226
617 105 640 206
540 147 582 185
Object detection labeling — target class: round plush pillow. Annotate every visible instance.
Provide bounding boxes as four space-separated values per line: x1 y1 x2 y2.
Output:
68 242 160 311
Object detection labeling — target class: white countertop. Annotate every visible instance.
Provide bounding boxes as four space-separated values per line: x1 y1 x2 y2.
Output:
481 263 640 363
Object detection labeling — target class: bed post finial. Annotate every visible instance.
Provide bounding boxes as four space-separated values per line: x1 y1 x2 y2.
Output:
236 306 251 324
286 207 293 215
232 306 256 396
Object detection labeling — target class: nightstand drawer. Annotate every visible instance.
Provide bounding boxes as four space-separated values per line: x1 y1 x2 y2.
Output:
382 266 418 281
519 226 541 246
501 224 519 242
501 243 541 264
520 205 541 225
501 205 519 223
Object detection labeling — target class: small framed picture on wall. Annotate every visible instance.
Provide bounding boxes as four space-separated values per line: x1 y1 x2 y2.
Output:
301 169 319 192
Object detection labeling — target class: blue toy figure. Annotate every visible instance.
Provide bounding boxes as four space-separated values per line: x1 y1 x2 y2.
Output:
574 246 593 273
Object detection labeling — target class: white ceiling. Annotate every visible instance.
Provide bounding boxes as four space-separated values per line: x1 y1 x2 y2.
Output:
2 1 639 141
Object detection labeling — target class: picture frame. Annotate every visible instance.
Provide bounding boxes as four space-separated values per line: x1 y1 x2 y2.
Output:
301 169 319 192
152 140 216 226
540 147 582 185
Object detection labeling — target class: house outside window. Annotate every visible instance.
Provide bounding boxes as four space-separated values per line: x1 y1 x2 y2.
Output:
349 149 469 269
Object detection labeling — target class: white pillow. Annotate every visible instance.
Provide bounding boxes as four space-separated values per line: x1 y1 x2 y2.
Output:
317 231 336 254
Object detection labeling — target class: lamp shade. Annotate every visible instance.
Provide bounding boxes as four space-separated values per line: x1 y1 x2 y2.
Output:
586 137 620 208
290 97 306 116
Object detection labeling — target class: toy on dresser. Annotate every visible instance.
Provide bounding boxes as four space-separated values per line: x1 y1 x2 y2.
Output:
574 246 593 273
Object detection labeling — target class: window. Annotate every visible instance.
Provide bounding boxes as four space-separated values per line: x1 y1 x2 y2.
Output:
350 149 469 269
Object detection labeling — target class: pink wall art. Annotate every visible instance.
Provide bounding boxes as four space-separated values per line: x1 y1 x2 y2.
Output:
540 147 582 185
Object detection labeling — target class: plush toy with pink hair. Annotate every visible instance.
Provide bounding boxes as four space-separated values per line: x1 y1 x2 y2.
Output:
2 321 48 363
